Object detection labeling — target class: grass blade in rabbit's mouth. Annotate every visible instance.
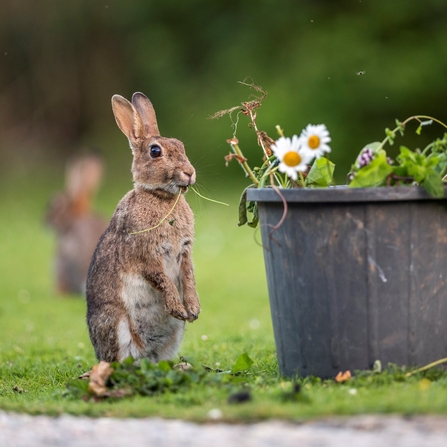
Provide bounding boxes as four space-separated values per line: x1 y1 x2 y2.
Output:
181 186 189 193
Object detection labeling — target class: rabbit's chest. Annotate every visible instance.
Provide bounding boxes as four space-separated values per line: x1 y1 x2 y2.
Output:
124 200 193 281
137 220 191 277
156 237 189 280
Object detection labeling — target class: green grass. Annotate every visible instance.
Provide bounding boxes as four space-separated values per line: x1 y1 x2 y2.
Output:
1 165 447 421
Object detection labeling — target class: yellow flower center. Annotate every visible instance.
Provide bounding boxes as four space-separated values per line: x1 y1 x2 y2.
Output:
283 151 301 167
308 135 320 149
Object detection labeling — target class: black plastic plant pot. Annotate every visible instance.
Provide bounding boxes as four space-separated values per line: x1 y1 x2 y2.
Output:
246 186 447 379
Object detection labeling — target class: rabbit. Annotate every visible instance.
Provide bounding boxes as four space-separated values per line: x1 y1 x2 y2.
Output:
46 154 109 295
86 92 200 363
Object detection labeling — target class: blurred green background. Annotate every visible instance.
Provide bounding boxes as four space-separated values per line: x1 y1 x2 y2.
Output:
2 0 447 179
1 0 447 366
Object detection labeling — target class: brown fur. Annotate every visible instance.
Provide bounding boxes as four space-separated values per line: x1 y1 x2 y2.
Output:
86 92 200 363
46 154 108 295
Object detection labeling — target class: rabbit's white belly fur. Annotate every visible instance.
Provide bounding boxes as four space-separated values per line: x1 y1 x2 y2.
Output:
119 270 185 362
117 318 141 360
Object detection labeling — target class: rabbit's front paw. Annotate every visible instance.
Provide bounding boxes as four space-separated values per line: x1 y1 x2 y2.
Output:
184 297 201 322
186 311 200 323
164 301 189 321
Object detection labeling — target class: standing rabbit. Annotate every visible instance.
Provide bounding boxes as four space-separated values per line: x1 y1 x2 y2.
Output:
86 92 200 363
46 154 108 295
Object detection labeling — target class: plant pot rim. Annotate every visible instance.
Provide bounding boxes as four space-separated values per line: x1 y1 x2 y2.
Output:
246 185 447 204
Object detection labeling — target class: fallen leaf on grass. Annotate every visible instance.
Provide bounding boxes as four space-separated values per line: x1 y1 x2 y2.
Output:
335 370 352 383
88 361 114 396
231 353 254 373
173 361 193 371
79 370 92 380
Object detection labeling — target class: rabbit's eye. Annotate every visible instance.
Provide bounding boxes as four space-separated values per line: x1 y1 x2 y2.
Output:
149 145 162 158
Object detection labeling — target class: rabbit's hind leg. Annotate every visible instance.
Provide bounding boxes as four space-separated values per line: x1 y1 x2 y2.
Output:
155 319 185 362
117 317 145 362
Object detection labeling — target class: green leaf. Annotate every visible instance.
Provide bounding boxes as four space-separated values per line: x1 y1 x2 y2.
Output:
306 157 335 187
246 205 259 228
238 185 258 228
65 379 89 399
421 169 445 198
391 165 409 178
231 353 254 373
425 155 440 169
395 119 405 136
373 360 382 374
238 187 249 227
349 152 393 188
157 360 172 372
140 358 155 372
434 153 447 175
397 146 416 162
363 142 382 153
121 356 135 366
385 128 396 144
351 142 383 173
407 163 426 183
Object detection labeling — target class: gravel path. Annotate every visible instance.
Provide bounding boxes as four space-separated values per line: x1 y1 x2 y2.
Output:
1 413 447 447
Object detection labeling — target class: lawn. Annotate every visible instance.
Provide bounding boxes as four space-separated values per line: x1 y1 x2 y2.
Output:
1 163 447 421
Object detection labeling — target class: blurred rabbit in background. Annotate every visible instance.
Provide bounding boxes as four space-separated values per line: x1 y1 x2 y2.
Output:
46 154 109 295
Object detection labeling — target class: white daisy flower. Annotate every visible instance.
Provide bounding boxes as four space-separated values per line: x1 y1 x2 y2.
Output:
299 124 331 158
271 135 313 181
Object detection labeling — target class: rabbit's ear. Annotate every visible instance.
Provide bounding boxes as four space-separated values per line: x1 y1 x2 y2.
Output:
131 92 160 137
111 95 144 144
66 155 104 215
66 155 103 197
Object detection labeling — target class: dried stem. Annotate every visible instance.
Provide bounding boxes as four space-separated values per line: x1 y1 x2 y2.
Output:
269 184 288 237
228 141 259 185
405 357 447 377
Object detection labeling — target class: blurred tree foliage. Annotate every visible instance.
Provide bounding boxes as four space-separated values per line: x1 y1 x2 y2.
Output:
1 0 447 183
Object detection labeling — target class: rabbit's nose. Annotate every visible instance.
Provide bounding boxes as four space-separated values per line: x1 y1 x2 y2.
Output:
183 171 196 185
